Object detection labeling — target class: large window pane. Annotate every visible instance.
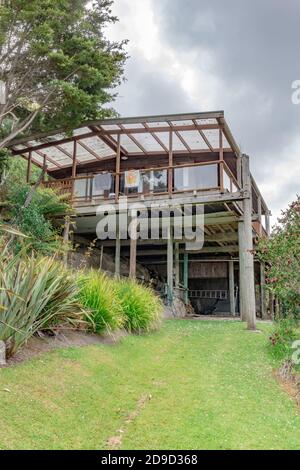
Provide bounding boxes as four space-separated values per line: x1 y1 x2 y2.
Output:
174 164 218 191
120 169 168 195
93 173 114 196
74 178 91 198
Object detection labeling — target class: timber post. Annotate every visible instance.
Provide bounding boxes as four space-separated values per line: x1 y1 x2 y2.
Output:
115 231 121 277
175 242 180 288
129 210 137 279
229 260 235 316
238 154 256 330
167 226 174 305
260 262 267 319
183 252 189 305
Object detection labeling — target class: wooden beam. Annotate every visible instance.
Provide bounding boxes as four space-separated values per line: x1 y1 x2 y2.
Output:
35 149 63 169
75 190 248 217
71 141 77 200
192 119 214 152
119 124 148 155
98 231 238 247
129 214 138 279
12 124 221 155
123 245 239 256
72 141 77 179
260 262 267 319
239 154 256 330
42 154 47 182
26 151 32 183
78 140 104 161
229 260 235 316
167 226 174 305
115 134 121 202
55 144 73 161
90 125 127 157
257 196 262 236
115 233 121 277
183 252 189 305
219 127 224 190
142 122 168 153
9 111 225 147
175 243 180 288
265 210 271 236
168 130 173 194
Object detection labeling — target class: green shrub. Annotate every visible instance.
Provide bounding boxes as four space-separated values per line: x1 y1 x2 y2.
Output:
115 279 163 333
77 271 124 334
268 318 299 361
5 183 71 254
0 253 84 357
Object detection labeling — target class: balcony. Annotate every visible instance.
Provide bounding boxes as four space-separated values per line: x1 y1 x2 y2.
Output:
43 160 240 205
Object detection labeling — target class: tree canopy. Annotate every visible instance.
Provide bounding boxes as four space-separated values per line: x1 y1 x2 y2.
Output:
0 0 127 149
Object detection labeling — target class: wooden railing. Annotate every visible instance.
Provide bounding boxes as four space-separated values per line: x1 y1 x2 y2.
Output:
43 160 241 204
43 178 73 198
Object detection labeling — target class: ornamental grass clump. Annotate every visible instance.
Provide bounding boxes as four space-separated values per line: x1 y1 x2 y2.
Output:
77 271 124 334
0 253 84 357
115 279 163 333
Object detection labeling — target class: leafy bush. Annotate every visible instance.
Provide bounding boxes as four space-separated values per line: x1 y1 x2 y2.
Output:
0 252 84 357
115 279 163 333
77 271 124 334
6 183 71 254
257 197 300 319
268 319 299 361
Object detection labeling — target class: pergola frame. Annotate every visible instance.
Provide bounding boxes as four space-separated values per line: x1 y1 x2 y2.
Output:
10 111 238 171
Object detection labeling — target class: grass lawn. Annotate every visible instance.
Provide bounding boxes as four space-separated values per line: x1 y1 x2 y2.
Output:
0 320 299 450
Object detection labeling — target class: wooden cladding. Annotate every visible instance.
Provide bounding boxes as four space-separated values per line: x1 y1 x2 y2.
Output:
189 262 228 279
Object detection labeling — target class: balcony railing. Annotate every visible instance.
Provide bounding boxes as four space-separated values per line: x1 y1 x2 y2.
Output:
43 160 240 203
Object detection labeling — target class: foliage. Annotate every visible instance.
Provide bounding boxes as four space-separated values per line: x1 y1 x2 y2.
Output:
0 147 10 181
77 271 124 334
267 319 299 361
77 272 163 335
257 196 300 319
4 155 41 185
115 279 163 333
0 251 84 357
3 181 72 253
0 0 127 148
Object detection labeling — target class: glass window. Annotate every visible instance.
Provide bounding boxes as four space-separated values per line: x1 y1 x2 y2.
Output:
93 173 114 196
120 169 168 195
174 164 218 191
142 169 167 194
74 177 91 198
223 170 231 191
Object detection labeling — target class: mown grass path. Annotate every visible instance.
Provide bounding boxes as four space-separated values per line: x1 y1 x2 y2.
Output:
0 320 299 450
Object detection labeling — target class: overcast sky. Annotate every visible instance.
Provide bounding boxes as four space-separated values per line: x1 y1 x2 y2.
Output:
106 0 300 221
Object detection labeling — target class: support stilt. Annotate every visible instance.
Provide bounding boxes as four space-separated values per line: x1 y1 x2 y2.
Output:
129 215 137 279
183 252 189 305
238 154 256 330
260 262 267 319
229 260 235 316
175 243 180 288
167 227 174 305
115 233 121 277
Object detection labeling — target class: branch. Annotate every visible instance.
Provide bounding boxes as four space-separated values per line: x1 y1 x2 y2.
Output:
0 67 81 149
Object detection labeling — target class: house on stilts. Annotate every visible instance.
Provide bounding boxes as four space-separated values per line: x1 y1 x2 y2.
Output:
10 111 272 326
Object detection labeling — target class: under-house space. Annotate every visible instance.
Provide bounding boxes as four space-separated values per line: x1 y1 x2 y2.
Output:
10 111 271 324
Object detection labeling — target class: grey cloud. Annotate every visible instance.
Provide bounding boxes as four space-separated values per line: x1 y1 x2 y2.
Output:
113 55 195 116
111 0 300 216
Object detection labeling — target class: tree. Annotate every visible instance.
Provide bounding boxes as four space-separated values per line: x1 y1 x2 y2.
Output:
0 0 127 148
257 196 300 319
